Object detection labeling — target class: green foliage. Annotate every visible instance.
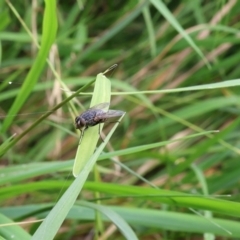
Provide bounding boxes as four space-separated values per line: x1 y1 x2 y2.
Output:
1 0 240 239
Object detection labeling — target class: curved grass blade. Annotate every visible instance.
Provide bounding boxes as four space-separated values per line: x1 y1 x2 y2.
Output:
31 117 124 240
80 201 138 240
73 67 113 177
85 182 240 218
110 78 240 95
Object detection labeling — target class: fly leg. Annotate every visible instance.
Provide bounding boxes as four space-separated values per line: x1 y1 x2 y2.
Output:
98 124 105 142
78 126 88 145
78 129 85 145
98 120 121 143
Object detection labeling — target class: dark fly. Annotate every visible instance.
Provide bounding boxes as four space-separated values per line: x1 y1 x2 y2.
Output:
75 102 125 143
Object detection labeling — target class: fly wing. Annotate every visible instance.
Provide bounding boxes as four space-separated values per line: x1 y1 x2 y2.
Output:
89 102 110 110
80 102 109 115
102 109 125 119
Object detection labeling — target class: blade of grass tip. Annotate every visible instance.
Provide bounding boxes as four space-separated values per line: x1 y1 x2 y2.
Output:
73 65 117 177
2 0 58 132
32 118 123 240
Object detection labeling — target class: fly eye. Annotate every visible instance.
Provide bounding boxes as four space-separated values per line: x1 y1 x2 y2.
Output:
75 117 81 127
75 116 79 122
75 117 85 128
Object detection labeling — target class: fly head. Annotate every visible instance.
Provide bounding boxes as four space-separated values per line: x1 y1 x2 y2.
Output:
75 116 86 130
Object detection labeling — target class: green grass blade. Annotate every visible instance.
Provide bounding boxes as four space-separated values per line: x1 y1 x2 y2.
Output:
0 131 213 185
150 0 210 67
111 78 240 95
75 2 148 63
0 134 15 156
0 213 31 240
73 70 112 177
80 201 138 240
31 119 123 240
142 5 156 57
2 0 57 132
109 207 239 237
99 131 218 160
85 182 240 218
0 79 94 156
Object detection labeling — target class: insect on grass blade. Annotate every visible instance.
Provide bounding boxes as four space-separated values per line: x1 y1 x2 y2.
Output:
75 102 125 144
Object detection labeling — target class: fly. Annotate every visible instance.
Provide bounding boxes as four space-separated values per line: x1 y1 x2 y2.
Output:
75 102 125 143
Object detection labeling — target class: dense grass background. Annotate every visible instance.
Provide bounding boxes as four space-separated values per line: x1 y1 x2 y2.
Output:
1 0 240 239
